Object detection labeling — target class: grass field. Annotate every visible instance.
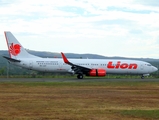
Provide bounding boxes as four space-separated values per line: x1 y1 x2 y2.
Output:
0 81 159 120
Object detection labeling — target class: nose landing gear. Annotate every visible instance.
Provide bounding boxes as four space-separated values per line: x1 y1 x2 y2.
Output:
141 74 149 79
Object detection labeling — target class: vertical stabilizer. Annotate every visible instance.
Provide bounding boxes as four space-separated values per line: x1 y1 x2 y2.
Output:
4 31 39 59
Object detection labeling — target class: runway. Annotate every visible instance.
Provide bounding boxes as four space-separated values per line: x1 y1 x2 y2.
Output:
0 78 158 82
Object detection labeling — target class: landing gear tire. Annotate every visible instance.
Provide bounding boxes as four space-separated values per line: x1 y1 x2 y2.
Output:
141 76 144 79
77 74 83 79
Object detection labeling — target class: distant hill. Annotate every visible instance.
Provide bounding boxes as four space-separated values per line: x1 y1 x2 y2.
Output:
1 50 159 62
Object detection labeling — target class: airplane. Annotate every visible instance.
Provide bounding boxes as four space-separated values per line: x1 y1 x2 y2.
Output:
3 31 158 79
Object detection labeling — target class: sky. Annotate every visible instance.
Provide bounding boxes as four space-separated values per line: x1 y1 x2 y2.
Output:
0 0 159 58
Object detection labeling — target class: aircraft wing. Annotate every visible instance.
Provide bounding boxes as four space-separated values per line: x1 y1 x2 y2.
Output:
3 56 21 62
61 52 91 74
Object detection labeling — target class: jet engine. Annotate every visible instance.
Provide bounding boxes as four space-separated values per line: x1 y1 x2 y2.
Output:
87 69 106 77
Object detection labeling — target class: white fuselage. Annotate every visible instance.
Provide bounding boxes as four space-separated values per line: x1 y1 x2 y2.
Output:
4 31 158 78
11 58 157 75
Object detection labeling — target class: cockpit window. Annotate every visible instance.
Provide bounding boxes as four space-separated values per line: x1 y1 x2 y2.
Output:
147 64 152 66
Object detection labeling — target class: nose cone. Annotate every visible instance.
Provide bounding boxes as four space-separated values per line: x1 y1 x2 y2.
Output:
153 66 158 72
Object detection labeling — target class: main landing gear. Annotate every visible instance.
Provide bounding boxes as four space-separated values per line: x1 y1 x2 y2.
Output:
141 74 149 79
77 74 83 79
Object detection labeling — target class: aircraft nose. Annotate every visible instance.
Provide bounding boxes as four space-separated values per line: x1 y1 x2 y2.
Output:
153 66 158 72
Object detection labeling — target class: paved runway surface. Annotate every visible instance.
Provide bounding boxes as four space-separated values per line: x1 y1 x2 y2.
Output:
0 78 158 82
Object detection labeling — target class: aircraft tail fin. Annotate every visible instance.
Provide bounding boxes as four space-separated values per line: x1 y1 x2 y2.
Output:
4 31 39 59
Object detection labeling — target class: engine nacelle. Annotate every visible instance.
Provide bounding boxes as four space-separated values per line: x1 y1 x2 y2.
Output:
88 69 106 77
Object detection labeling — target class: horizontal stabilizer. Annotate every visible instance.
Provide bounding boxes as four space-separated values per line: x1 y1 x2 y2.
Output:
3 56 21 62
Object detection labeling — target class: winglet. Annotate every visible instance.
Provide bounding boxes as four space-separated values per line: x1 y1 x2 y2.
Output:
61 52 69 64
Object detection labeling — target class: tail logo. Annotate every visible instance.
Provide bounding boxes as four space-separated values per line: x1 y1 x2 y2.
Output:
9 43 21 56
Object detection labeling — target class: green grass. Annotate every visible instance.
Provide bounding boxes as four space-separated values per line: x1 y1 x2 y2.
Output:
1 74 158 79
121 110 159 119
1 81 159 87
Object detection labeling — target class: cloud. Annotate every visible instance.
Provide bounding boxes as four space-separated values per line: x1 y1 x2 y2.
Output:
0 0 159 58
134 0 159 7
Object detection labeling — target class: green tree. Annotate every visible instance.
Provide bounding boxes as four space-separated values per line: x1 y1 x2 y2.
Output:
0 67 6 75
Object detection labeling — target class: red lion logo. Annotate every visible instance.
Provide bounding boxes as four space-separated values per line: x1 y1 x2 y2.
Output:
9 43 21 56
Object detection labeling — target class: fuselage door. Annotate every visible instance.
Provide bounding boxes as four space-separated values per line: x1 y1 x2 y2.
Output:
58 61 63 69
29 61 33 69
140 64 144 70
